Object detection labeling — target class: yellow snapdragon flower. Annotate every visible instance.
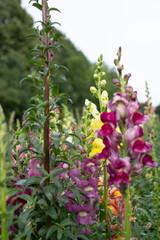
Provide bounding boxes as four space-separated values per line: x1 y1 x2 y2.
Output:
89 138 105 157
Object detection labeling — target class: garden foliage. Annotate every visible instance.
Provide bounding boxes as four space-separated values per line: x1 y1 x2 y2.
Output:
0 1 160 240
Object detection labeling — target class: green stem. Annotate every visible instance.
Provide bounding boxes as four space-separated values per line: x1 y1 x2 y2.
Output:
97 76 103 113
1 137 8 239
103 159 108 238
122 124 131 239
120 75 125 93
125 184 131 240
155 167 159 236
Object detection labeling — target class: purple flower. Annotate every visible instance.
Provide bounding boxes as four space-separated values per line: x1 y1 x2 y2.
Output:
127 102 149 126
108 93 129 120
28 158 41 178
70 169 82 183
49 51 54 61
79 228 92 236
101 112 117 127
125 126 144 148
81 158 99 178
133 153 158 174
76 179 100 200
107 164 131 190
71 204 96 226
132 139 152 153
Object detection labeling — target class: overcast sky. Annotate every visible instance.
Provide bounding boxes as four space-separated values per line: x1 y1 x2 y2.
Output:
21 0 160 107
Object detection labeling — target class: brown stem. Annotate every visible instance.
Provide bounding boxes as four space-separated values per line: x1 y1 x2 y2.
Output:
42 0 51 227
42 0 50 174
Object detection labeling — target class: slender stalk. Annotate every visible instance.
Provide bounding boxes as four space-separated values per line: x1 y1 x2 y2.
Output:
155 167 159 237
1 146 8 240
42 0 51 227
42 0 50 174
0 107 8 240
122 125 131 239
124 184 130 240
103 159 109 238
152 145 159 237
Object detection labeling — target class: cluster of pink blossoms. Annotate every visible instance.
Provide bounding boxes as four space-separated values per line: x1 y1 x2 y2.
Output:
97 84 158 192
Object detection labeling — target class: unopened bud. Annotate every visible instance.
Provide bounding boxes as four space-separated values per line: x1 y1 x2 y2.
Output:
124 73 131 84
146 222 151 229
131 199 137 207
19 174 25 179
117 65 124 75
101 79 106 87
114 59 119 66
93 73 98 79
112 78 121 88
101 71 105 77
90 86 97 94
82 134 86 139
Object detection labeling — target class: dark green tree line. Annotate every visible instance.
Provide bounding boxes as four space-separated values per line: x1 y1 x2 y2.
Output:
0 0 117 121
0 0 35 120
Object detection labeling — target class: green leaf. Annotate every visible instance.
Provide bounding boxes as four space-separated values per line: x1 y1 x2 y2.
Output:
18 194 33 203
39 226 48 236
48 8 60 13
61 218 76 227
37 199 48 208
51 168 69 179
46 206 58 219
133 222 141 239
43 185 55 201
15 179 27 186
64 230 77 240
46 225 58 239
57 228 63 240
26 176 41 186
53 73 66 82
77 234 89 240
32 3 42 10
53 85 59 96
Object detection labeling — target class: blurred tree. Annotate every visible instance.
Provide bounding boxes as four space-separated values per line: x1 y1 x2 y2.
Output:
54 37 117 117
0 0 117 121
155 104 160 117
0 0 34 120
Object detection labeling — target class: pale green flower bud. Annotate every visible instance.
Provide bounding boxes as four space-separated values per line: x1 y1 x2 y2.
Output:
101 71 105 77
101 79 106 88
90 86 97 94
93 73 98 79
101 90 108 108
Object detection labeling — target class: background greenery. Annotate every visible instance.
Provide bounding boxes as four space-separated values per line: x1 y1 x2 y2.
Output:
0 0 117 122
